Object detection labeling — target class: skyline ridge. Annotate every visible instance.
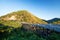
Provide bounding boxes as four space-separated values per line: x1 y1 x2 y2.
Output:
0 10 60 20
0 0 60 20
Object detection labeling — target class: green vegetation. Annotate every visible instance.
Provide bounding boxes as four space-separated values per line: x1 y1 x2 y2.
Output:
0 10 60 40
0 20 21 28
48 32 60 40
0 24 60 40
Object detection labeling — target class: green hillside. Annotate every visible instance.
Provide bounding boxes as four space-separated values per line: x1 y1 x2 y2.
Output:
47 18 60 24
0 10 47 24
0 10 60 40
0 20 21 28
0 10 48 28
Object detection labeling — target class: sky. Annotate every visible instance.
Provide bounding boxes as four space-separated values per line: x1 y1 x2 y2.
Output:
0 0 60 20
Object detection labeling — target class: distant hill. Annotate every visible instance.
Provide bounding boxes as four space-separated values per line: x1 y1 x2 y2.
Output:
0 10 47 24
47 18 60 24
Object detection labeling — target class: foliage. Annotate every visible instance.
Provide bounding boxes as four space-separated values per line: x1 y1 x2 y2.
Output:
0 10 60 40
48 32 60 40
0 23 60 40
0 20 21 28
0 26 46 40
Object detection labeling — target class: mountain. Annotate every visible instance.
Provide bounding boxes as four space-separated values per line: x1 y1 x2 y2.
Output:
47 18 60 24
0 10 47 28
0 10 47 24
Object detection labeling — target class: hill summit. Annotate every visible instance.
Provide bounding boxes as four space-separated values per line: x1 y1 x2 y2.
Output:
0 10 47 24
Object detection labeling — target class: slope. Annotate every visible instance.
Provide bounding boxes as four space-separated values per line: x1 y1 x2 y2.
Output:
0 10 47 24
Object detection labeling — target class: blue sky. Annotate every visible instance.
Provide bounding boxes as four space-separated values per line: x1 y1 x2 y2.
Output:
0 0 60 20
